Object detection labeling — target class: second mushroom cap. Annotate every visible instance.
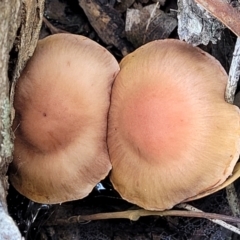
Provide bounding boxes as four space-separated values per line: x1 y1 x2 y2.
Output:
107 39 240 210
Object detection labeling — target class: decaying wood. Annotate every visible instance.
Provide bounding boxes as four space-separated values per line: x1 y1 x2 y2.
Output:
0 0 22 238
10 0 45 94
177 0 224 45
0 0 44 238
225 37 240 103
0 0 20 189
195 0 240 38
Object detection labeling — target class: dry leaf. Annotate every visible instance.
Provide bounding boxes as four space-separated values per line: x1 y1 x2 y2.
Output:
125 4 177 48
78 0 132 55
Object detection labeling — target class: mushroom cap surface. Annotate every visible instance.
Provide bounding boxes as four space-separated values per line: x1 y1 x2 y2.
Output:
107 39 240 210
10 33 119 203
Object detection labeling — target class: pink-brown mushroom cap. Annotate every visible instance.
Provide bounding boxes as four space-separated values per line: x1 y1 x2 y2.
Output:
9 33 119 203
107 39 240 210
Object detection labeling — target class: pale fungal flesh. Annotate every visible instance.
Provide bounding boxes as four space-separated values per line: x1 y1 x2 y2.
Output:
10 34 120 204
107 39 240 210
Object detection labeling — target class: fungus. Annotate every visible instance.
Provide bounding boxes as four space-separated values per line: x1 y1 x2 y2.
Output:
9 33 119 204
107 39 240 210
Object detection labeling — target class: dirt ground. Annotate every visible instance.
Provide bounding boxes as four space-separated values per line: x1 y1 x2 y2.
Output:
7 0 240 239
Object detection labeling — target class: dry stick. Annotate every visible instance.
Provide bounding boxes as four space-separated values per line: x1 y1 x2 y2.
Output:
225 37 240 228
53 209 240 226
178 203 240 235
42 17 68 34
225 37 240 103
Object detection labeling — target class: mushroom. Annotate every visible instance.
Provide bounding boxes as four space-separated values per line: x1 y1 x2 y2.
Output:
107 39 240 210
9 33 120 204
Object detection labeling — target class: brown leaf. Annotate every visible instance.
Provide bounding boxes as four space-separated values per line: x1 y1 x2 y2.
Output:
78 0 132 55
125 4 177 48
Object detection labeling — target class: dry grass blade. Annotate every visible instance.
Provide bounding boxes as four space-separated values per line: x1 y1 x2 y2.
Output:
143 2 160 43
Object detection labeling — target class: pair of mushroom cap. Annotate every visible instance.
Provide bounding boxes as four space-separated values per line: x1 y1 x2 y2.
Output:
10 34 240 210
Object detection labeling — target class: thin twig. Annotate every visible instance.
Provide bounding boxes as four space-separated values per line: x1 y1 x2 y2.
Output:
225 37 240 103
43 17 68 34
143 2 159 44
178 203 240 235
49 209 240 226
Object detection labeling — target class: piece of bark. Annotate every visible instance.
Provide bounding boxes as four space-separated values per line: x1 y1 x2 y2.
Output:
177 0 224 45
225 37 240 103
10 0 45 87
78 0 132 56
0 0 44 238
195 0 240 38
0 0 22 239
